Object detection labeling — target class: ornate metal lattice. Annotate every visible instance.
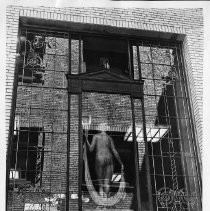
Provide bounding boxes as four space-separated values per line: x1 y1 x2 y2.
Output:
18 33 58 84
156 140 197 211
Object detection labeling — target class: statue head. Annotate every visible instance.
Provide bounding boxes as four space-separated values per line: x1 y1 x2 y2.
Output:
99 123 109 132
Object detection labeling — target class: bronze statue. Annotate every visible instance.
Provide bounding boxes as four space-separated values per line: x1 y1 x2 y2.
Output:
85 123 124 197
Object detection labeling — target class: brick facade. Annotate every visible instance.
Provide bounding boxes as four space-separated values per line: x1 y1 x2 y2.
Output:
6 5 203 211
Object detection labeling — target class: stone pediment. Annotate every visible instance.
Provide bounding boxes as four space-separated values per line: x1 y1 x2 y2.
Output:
66 70 144 99
78 70 132 82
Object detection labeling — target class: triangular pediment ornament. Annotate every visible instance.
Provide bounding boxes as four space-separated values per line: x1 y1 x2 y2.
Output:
66 69 143 98
79 70 132 82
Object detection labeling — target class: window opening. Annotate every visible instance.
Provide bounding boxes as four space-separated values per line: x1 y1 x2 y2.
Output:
82 36 129 77
7 26 202 211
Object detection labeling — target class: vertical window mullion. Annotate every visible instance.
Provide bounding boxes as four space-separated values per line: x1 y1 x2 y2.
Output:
139 42 154 211
140 97 154 211
78 92 83 211
22 28 27 85
128 39 142 210
78 34 83 210
130 97 142 211
136 43 142 79
127 39 133 79
49 34 56 200
25 28 31 177
79 35 82 74
149 44 168 210
40 34 45 185
26 83 33 181
66 33 72 211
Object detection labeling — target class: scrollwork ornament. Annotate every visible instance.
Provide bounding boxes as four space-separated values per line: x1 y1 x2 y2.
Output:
157 188 197 210
173 189 185 203
157 187 174 207
27 53 43 67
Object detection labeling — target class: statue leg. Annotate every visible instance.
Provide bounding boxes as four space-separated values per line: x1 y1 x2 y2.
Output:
95 162 104 196
104 163 113 197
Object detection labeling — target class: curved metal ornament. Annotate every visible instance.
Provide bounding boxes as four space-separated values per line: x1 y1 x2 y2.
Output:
27 53 43 67
157 188 197 210
156 136 198 210
156 187 174 207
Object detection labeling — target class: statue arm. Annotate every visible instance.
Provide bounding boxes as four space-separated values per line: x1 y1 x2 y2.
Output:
110 138 124 169
86 135 96 152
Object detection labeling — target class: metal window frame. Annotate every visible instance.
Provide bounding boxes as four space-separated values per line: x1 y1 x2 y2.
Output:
6 21 202 211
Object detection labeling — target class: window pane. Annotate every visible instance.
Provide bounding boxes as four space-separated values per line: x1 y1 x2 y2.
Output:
83 36 129 77
132 42 201 210
10 29 69 211
81 93 135 210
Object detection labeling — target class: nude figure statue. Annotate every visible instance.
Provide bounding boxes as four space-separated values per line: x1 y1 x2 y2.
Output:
85 123 124 197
